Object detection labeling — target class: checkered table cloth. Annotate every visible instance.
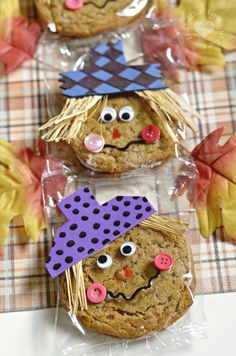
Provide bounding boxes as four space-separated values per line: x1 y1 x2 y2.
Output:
1 1 236 312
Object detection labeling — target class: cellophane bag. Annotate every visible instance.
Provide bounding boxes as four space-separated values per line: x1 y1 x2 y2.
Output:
139 5 192 81
34 0 158 38
41 148 207 355
36 27 200 178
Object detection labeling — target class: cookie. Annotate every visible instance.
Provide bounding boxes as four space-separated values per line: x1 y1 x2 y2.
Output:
40 40 199 174
46 186 195 339
59 225 194 339
71 93 175 173
35 0 151 37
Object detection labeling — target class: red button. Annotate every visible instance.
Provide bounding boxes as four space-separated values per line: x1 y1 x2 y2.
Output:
87 283 106 304
154 253 173 271
141 125 160 143
65 0 83 10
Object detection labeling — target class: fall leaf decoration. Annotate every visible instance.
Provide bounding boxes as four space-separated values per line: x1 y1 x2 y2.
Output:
0 0 20 20
0 139 47 244
175 128 236 238
141 7 200 80
143 0 236 74
0 17 41 76
174 0 236 53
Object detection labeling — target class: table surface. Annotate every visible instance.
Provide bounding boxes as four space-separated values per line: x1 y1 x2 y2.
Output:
0 293 235 356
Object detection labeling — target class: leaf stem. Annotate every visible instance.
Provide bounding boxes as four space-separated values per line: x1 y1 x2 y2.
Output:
0 160 9 169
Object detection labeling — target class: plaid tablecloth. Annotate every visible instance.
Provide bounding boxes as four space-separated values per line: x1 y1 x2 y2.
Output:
1 1 236 312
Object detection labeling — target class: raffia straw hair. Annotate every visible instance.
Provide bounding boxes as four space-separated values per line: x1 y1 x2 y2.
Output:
139 212 188 237
40 89 200 144
40 95 107 143
136 90 200 143
66 261 88 314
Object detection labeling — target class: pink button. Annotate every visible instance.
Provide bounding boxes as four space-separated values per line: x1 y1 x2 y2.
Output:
154 253 173 271
87 283 107 304
64 0 83 10
84 133 105 153
141 125 160 143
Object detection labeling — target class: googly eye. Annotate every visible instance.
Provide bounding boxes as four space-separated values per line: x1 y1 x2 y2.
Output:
100 107 117 123
97 254 113 269
118 106 135 122
120 242 136 256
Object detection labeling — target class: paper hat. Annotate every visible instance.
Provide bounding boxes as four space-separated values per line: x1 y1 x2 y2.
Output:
60 40 168 98
46 186 156 278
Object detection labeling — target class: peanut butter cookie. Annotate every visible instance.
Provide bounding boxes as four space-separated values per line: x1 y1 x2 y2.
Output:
35 0 151 37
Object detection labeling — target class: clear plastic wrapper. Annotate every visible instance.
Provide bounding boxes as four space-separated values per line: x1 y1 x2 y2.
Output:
34 0 156 38
42 150 207 355
139 7 194 81
37 30 200 177
34 1 191 81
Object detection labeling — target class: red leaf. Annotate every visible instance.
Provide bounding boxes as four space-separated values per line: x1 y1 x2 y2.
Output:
141 10 199 80
175 128 236 238
0 16 41 76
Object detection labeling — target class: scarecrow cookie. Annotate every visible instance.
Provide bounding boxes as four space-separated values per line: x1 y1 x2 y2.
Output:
46 186 195 339
41 41 200 173
35 0 151 37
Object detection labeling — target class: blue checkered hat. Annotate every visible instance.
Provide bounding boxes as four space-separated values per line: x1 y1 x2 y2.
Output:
60 40 168 98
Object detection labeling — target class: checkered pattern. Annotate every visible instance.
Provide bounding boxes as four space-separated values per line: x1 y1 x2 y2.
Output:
61 41 167 97
1 1 236 313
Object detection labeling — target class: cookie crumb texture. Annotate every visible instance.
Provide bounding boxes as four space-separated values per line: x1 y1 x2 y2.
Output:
35 0 150 37
71 95 174 173
60 226 195 339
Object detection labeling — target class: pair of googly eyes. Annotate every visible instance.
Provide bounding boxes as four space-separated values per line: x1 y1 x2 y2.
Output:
97 242 136 269
100 106 134 123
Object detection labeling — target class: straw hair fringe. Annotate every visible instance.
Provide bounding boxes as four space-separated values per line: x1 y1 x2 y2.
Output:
66 261 88 314
40 95 106 143
136 90 199 143
40 89 200 143
139 212 188 237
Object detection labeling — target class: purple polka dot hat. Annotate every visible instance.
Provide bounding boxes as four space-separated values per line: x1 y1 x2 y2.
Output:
46 185 156 278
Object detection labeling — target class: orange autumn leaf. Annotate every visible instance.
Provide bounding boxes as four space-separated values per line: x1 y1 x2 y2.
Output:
0 139 46 244
175 128 236 238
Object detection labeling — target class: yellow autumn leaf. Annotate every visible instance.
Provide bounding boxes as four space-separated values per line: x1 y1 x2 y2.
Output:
173 0 236 65
0 139 46 244
0 0 20 20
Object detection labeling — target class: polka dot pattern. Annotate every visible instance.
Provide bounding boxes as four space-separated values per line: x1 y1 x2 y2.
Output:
46 185 156 278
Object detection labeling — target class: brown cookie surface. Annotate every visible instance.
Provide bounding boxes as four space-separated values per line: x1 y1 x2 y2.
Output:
60 225 195 339
35 0 151 37
71 94 174 173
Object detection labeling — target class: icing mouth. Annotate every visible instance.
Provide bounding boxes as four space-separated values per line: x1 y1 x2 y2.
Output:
104 140 145 152
84 0 117 9
107 269 161 301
